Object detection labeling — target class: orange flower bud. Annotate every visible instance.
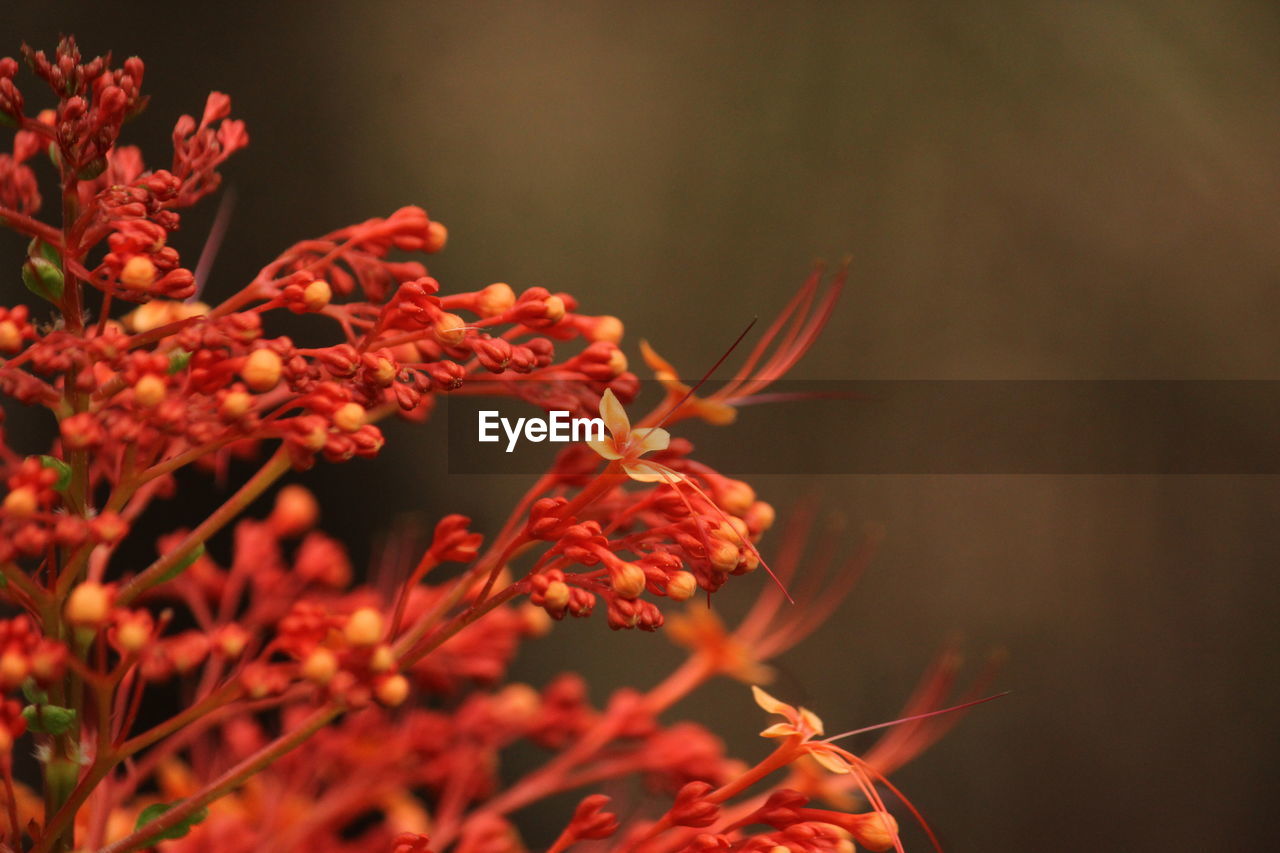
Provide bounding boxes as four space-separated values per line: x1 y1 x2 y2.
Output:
269 485 319 537
133 374 166 408
543 295 566 322
543 580 570 610
587 315 624 344
220 390 253 419
432 313 467 347
344 607 384 647
667 571 698 601
0 320 21 352
375 673 411 707
3 486 37 518
301 648 339 684
66 581 112 627
717 479 756 516
332 402 365 433
0 650 28 687
476 283 515 317
425 221 448 253
611 562 646 599
370 644 396 673
849 812 899 852
746 500 776 533
708 539 739 573
303 279 332 312
119 255 157 291
241 348 283 392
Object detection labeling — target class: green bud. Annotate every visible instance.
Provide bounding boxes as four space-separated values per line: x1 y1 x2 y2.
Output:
168 349 192 374
38 455 72 491
22 255 64 303
23 703 77 735
28 237 61 267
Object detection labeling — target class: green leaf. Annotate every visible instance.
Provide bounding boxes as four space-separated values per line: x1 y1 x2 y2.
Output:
134 801 209 841
21 703 77 735
38 456 72 491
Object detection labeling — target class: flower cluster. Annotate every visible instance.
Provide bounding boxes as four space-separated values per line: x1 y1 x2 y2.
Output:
0 38 997 853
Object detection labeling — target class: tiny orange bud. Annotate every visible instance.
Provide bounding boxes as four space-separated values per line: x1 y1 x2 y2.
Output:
66 581 112 627
543 295 566 322
116 618 151 653
376 673 411 707
119 255 157 291
718 479 756 516
850 812 899 852
332 402 366 433
0 320 21 352
746 500 776 533
606 348 628 376
588 315 624 344
708 539 740 573
611 562 646 599
476 283 516 317
220 390 252 419
543 580 570 611
3 485 37 518
0 650 29 687
216 625 249 658
270 485 319 537
433 313 468 347
370 644 396 673
667 571 698 601
241 348 283 392
133 374 166 408
425 221 448 253
301 648 339 684
303 279 332 311
344 608 384 647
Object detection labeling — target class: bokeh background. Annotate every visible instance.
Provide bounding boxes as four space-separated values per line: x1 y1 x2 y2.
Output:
4 1 1280 849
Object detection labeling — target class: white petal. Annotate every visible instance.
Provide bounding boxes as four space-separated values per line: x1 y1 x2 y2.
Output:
598 388 630 441
631 427 670 455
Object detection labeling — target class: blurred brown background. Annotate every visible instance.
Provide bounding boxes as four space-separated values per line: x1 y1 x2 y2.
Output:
4 1 1280 849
